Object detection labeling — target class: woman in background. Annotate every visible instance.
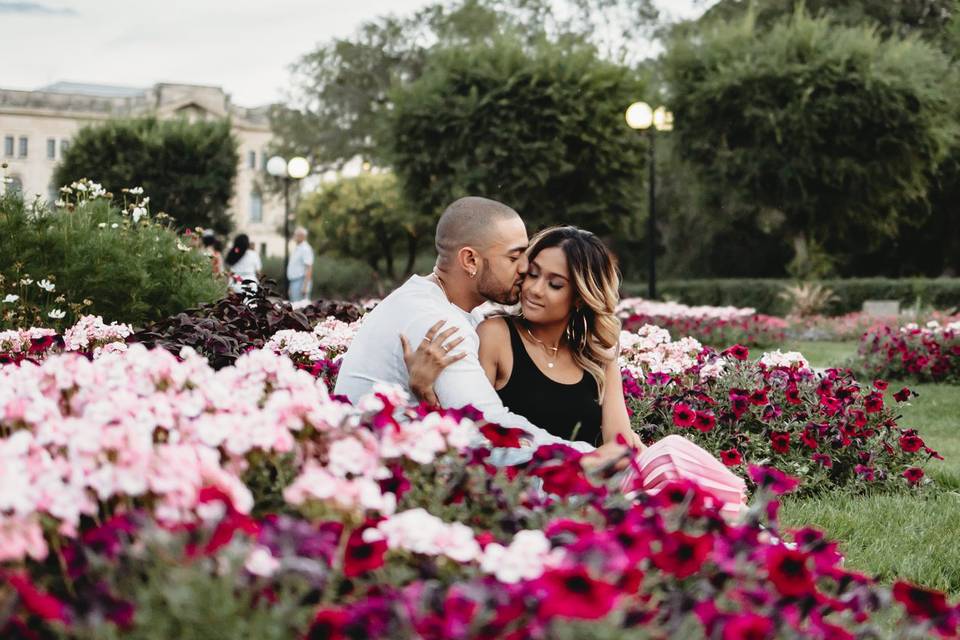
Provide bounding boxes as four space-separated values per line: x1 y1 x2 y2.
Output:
224 233 261 293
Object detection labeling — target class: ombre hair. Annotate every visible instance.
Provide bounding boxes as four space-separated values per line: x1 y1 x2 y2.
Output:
525 226 621 400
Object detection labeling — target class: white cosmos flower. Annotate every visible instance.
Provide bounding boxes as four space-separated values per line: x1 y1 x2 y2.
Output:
37 279 55 292
132 207 147 223
19 278 33 286
54 199 66 208
176 241 190 252
2 294 19 303
48 309 66 319
128 186 144 195
98 223 107 229
71 181 87 192
111 223 119 229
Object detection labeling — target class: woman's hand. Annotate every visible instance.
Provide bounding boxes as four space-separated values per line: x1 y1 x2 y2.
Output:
400 320 467 406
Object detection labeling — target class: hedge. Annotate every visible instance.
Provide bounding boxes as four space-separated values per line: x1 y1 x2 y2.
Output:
621 279 960 316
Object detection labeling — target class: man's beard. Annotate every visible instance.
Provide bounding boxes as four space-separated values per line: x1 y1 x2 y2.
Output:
477 269 521 305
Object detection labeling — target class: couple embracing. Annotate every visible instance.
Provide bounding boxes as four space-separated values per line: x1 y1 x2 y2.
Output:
335 197 745 518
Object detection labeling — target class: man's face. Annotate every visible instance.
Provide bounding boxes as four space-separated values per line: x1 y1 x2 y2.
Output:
294 230 306 244
476 216 529 305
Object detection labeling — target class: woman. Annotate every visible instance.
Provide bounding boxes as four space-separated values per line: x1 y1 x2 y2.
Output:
224 234 262 293
408 226 746 519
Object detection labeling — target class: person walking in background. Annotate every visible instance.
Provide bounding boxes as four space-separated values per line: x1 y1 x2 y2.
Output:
225 233 261 293
201 229 224 276
287 226 314 303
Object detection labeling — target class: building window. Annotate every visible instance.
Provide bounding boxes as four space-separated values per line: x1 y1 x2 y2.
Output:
18 136 27 158
60 139 70 155
47 139 56 160
248 150 256 169
249 190 263 223
3 136 12 157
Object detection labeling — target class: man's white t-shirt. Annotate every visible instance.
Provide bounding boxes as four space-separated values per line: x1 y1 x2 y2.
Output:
287 241 314 280
334 275 593 461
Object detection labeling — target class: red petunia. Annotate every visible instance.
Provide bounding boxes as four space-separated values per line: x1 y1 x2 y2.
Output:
722 612 774 640
873 379 889 391
694 410 716 433
309 608 347 640
5 572 70 623
730 394 750 418
536 567 620 620
672 402 697 428
893 387 913 402
899 434 924 453
749 388 769 406
531 460 597 497
770 432 791 454
343 525 387 577
652 530 714 579
800 426 819 450
724 344 750 361
902 467 925 485
765 546 815 597
749 465 800 495
892 581 951 620
720 448 742 467
479 422 527 448
812 453 833 468
864 392 884 414
784 385 802 406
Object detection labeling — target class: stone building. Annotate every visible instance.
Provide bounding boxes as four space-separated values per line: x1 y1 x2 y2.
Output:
0 81 286 257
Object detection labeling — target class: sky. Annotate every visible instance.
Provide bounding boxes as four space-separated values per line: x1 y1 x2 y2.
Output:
1 0 708 107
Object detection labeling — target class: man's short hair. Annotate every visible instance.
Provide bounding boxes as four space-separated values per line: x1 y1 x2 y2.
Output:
435 197 520 258
294 226 308 237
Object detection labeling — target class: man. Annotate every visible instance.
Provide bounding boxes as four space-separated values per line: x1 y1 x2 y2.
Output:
287 226 314 303
335 197 625 467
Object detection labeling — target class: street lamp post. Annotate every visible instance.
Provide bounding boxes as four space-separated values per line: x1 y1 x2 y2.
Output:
626 102 673 300
267 155 310 295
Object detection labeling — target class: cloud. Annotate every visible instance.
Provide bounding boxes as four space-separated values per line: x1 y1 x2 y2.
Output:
0 1 78 15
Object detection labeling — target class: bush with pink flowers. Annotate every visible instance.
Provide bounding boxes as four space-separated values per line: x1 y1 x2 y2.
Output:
619 326 939 495
1 345 957 638
618 297 787 347
853 320 960 383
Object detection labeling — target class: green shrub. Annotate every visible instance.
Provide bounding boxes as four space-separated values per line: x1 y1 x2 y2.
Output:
53 116 238 234
0 184 226 329
620 278 960 316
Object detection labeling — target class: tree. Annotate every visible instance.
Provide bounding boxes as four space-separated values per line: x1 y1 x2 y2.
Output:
53 117 238 234
693 0 956 43
297 173 431 289
386 38 647 242
661 10 959 277
271 0 658 172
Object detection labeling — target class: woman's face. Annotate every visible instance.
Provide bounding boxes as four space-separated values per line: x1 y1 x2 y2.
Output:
520 246 576 325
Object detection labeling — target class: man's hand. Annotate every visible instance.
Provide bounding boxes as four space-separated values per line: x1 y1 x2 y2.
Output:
581 441 630 472
400 320 467 406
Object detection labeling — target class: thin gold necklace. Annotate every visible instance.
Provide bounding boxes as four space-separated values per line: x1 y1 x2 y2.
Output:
523 323 561 369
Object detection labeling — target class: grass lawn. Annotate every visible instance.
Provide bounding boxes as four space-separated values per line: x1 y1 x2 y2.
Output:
775 340 960 595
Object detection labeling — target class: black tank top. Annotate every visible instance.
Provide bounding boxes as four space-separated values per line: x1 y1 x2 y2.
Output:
496 319 603 446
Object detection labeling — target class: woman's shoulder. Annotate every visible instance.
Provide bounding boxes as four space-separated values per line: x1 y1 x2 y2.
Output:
477 315 511 340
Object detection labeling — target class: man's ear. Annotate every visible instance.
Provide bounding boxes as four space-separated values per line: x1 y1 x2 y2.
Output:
457 246 480 278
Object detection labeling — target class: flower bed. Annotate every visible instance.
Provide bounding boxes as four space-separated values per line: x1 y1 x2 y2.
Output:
618 327 938 495
1 346 957 638
853 320 960 383
618 297 787 347
789 311 960 342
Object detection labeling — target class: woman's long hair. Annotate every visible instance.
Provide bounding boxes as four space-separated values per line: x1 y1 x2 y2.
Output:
224 234 250 267
525 226 621 400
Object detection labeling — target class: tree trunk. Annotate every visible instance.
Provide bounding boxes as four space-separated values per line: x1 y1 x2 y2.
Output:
401 233 418 277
